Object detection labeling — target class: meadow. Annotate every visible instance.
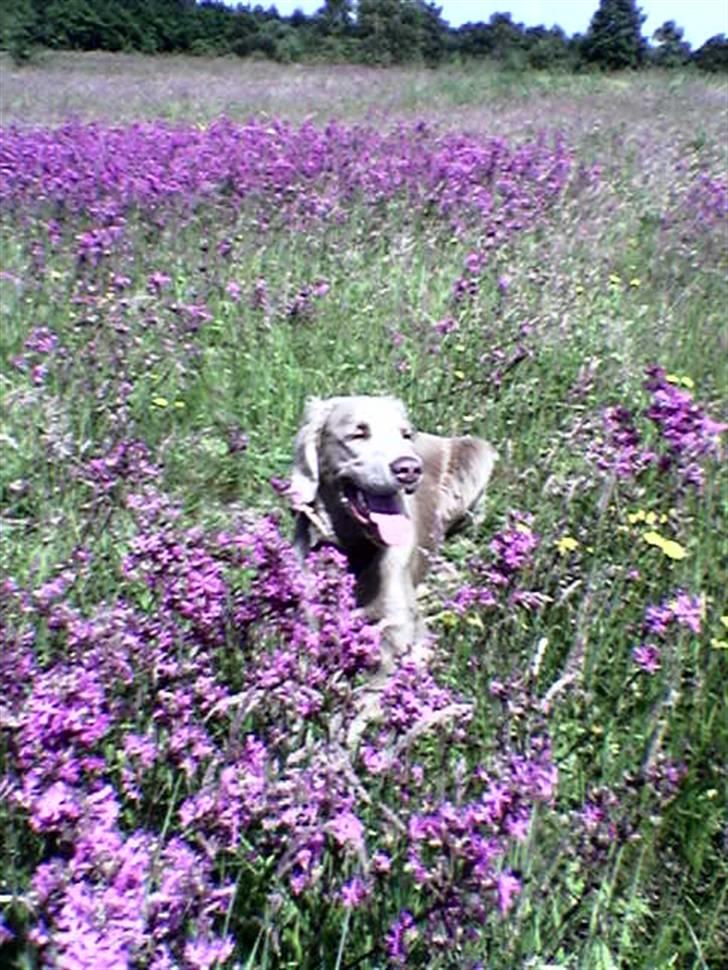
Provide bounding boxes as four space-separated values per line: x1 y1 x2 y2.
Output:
0 53 726 969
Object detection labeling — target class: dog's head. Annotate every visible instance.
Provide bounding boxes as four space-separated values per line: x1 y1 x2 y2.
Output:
289 395 423 552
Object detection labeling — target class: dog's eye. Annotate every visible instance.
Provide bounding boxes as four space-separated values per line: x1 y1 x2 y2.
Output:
348 423 370 440
401 428 414 440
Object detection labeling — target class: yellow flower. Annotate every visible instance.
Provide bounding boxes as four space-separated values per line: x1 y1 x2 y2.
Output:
642 530 687 560
575 283 585 295
151 396 169 408
629 277 641 287
666 373 695 390
556 535 579 555
609 273 622 285
437 609 459 629
628 509 659 526
721 615 728 630
660 539 687 560
453 369 465 381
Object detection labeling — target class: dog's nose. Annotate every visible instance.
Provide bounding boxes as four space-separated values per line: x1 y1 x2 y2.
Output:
390 456 422 489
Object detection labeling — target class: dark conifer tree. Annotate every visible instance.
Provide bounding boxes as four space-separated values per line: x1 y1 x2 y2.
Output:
582 0 647 69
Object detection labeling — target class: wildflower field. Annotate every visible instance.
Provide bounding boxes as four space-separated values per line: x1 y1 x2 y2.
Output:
1 54 726 969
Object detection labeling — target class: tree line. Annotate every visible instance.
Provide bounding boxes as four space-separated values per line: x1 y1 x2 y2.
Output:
4 0 728 72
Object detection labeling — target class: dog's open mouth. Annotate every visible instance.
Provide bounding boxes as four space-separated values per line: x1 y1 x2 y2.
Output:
343 483 413 547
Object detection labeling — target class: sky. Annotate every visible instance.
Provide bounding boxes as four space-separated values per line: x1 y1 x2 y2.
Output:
264 1 728 49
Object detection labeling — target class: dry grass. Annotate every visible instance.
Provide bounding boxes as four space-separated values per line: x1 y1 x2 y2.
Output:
1 51 725 145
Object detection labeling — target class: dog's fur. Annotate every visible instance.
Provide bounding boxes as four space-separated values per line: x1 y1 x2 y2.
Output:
289 395 497 670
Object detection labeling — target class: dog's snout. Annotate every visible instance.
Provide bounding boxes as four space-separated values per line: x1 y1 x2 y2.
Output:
390 456 422 489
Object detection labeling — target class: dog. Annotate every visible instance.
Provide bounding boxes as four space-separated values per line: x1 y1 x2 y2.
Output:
288 395 497 672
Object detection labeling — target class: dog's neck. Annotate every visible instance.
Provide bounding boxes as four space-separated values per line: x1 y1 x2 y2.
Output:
345 536 384 576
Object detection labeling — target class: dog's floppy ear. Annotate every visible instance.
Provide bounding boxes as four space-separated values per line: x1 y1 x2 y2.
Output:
289 397 337 556
289 397 331 509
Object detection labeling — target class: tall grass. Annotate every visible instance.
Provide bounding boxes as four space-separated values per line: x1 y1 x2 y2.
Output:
0 58 726 968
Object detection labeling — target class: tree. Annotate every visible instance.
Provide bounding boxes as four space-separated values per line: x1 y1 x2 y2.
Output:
356 0 442 66
6 0 38 63
451 12 532 64
526 25 572 71
489 13 525 53
582 0 647 69
453 21 496 60
651 20 690 67
417 1 448 65
693 34 728 72
315 0 354 35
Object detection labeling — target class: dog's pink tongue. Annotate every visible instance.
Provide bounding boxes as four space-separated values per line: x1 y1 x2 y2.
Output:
370 511 413 546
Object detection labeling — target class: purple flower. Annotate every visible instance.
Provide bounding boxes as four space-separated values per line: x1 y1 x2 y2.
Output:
29 781 80 833
177 301 211 330
579 800 606 831
665 172 728 235
371 850 392 874
328 810 365 851
643 603 673 637
386 910 417 966
489 518 540 575
111 272 131 290
445 514 542 619
465 250 484 273
643 366 725 490
147 270 171 293
452 273 479 302
52 884 133 970
447 584 497 614
433 316 458 336
633 643 662 674
592 404 654 480
669 590 703 634
252 277 268 308
183 934 235 969
643 589 703 639
645 759 687 799
24 326 58 354
496 870 522 914
78 439 159 496
1 122 581 251
123 732 158 768
340 876 370 909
